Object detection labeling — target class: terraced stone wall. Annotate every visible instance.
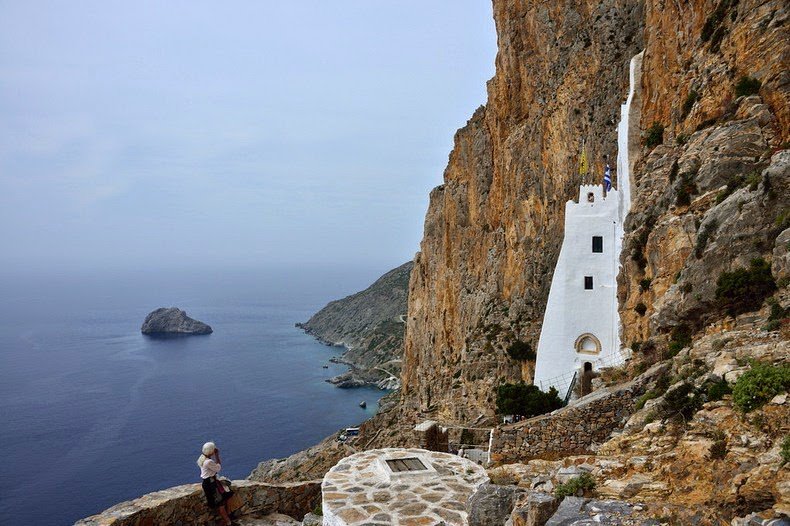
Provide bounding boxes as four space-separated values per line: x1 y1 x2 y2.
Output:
490 376 650 464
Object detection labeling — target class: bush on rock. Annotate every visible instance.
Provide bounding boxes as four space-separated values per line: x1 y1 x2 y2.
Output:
496 382 563 418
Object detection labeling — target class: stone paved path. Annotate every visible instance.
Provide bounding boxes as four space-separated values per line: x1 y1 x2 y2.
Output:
322 448 489 526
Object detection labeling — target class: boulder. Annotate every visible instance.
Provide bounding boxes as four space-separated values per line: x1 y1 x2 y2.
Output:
544 497 586 525
300 512 322 526
141 307 213 335
545 498 645 525
511 491 559 526
468 483 526 526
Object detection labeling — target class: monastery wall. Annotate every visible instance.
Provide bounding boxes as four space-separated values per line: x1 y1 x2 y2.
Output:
533 185 624 392
490 371 653 464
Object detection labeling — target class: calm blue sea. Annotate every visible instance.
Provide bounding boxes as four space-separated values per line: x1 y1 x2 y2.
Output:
0 268 388 525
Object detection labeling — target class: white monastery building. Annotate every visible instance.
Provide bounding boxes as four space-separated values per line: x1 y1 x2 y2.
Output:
533 52 643 396
533 184 625 394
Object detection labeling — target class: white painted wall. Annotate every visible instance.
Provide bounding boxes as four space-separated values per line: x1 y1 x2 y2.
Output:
534 185 623 392
533 52 642 395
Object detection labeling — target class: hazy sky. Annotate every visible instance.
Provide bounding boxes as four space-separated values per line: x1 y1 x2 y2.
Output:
0 2 496 275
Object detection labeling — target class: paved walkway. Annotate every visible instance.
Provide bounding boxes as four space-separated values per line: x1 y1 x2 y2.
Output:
322 448 489 526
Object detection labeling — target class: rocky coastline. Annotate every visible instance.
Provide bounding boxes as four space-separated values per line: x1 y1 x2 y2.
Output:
296 261 411 390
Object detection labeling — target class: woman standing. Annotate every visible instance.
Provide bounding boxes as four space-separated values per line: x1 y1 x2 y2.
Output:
197 441 233 526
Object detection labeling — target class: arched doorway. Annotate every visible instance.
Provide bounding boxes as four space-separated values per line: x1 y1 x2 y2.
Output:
581 362 594 396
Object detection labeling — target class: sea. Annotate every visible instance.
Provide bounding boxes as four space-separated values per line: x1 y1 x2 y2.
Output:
0 267 389 525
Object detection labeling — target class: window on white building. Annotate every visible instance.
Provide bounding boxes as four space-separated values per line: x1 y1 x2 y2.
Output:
584 276 593 289
592 236 603 253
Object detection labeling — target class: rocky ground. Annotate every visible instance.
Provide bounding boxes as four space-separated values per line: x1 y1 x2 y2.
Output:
484 314 789 525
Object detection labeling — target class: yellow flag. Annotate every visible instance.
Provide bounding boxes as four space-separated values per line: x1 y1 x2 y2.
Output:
578 140 588 176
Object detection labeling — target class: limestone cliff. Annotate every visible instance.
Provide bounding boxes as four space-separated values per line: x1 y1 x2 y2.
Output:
619 0 789 349
297 262 412 388
402 0 788 423
402 0 645 422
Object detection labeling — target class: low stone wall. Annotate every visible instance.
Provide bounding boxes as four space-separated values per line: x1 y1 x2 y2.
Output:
490 376 650 464
75 479 321 526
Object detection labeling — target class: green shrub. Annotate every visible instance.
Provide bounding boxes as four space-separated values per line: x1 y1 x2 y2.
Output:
676 134 689 146
555 472 596 499
710 25 728 52
488 467 516 486
735 76 761 97
746 170 762 191
709 436 728 460
645 122 665 148
630 216 655 271
782 436 790 465
631 341 643 353
635 302 648 316
675 170 698 207
495 382 563 417
716 176 744 204
668 325 692 356
701 2 728 42
635 390 659 410
707 379 732 401
506 340 536 361
655 371 671 392
767 299 788 323
696 117 718 131
715 258 777 316
640 278 652 292
732 361 790 412
660 382 703 421
682 90 700 117
313 502 323 516
668 160 679 183
633 361 649 375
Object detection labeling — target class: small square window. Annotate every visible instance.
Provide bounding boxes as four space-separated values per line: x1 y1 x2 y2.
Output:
592 236 603 253
584 276 593 289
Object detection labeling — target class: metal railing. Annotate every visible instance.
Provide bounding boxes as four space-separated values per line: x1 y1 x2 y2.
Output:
563 371 578 405
538 351 628 398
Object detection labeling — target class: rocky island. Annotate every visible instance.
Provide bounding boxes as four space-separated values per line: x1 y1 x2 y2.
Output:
141 307 213 336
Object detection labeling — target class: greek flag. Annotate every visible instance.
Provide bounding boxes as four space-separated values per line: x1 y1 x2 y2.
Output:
604 163 612 192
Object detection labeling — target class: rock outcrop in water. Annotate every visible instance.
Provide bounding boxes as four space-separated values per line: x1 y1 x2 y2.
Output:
297 261 412 389
141 307 213 336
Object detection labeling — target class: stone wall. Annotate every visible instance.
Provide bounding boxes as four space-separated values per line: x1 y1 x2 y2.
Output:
490 376 650 464
75 479 320 526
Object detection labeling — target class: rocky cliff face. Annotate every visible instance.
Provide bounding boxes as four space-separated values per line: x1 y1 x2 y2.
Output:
298 262 412 388
402 0 645 421
402 0 788 423
619 0 789 349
